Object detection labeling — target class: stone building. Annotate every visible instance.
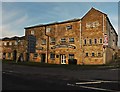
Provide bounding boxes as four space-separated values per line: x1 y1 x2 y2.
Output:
1 36 27 61
25 8 118 65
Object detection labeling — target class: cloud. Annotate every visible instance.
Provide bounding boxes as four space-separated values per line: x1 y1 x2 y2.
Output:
1 7 28 38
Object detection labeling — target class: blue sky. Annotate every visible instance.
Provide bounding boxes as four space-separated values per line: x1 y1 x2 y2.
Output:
1 2 119 45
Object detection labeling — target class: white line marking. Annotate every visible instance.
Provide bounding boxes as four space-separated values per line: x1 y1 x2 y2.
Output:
79 85 119 92
67 83 119 92
76 81 102 85
76 80 118 85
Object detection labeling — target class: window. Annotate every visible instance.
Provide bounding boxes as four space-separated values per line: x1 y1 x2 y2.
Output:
86 53 88 57
69 54 74 59
89 39 92 45
7 42 9 46
98 53 101 57
4 42 6 46
94 39 97 44
31 30 34 35
69 38 74 43
66 25 72 30
92 53 94 57
8 53 11 58
50 37 55 43
50 53 55 59
42 39 46 45
61 38 66 43
100 38 102 44
34 53 38 57
84 39 87 45
9 42 12 45
46 28 51 33
15 41 18 45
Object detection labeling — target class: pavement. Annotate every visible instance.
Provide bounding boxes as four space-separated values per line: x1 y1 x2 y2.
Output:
2 63 120 91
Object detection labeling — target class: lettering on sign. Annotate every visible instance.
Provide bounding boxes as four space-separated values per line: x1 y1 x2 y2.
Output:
103 34 108 46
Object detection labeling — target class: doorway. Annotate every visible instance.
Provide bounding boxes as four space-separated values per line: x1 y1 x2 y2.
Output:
60 54 66 64
13 50 17 61
41 54 46 63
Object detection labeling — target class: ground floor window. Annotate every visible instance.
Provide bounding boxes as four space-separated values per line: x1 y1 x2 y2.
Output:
34 53 38 57
86 53 88 57
8 53 11 58
50 53 55 59
92 53 95 57
69 54 74 59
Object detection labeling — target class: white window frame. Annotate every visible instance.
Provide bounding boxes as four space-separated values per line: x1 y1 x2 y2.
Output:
46 28 51 33
69 38 74 43
31 30 34 35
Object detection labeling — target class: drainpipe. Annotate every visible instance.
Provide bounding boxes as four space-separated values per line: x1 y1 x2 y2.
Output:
103 14 106 64
45 26 49 63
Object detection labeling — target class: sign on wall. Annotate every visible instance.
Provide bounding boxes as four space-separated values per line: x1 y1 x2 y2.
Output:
103 34 108 46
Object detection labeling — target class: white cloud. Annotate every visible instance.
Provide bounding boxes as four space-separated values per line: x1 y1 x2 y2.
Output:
2 8 28 38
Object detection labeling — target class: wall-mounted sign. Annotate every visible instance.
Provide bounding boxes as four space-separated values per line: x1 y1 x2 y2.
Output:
51 44 76 49
86 21 99 29
103 34 108 46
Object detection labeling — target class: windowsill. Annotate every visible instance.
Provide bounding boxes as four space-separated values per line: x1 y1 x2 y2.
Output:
41 44 46 45
69 42 74 44
50 58 55 60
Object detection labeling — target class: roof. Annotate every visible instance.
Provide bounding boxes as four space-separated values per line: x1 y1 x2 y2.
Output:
81 7 107 20
24 18 80 29
24 7 118 36
2 36 25 41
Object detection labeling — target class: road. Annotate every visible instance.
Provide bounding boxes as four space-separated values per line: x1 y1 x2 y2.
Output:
2 63 120 91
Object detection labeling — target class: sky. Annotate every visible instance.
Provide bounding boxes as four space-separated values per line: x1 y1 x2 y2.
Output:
0 1 120 46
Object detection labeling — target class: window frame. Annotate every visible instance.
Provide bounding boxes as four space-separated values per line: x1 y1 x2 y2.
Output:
69 54 74 59
94 39 97 44
31 30 34 35
89 39 92 45
66 25 72 30
92 52 95 57
100 38 103 44
61 38 66 43
69 38 74 43
46 28 51 33
41 39 46 45
50 53 55 59
86 53 88 57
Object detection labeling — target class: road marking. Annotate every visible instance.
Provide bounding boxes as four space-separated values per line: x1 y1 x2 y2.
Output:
67 83 119 92
79 85 119 92
76 80 118 85
76 81 102 85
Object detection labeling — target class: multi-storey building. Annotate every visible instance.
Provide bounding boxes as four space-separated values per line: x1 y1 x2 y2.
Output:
24 8 118 65
0 36 27 61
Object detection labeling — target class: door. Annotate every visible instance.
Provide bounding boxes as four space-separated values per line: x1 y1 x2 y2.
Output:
60 54 66 64
41 54 46 63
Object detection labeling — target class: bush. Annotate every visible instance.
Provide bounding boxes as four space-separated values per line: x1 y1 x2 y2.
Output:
68 59 77 65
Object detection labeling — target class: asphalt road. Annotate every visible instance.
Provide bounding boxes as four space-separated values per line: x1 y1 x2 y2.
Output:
2 63 120 91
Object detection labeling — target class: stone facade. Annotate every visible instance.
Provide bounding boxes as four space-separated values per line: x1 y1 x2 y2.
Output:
1 8 118 65
0 36 27 61
24 8 118 65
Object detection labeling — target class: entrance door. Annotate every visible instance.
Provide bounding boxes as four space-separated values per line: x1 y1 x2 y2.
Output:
13 50 17 61
60 54 66 64
41 54 46 63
